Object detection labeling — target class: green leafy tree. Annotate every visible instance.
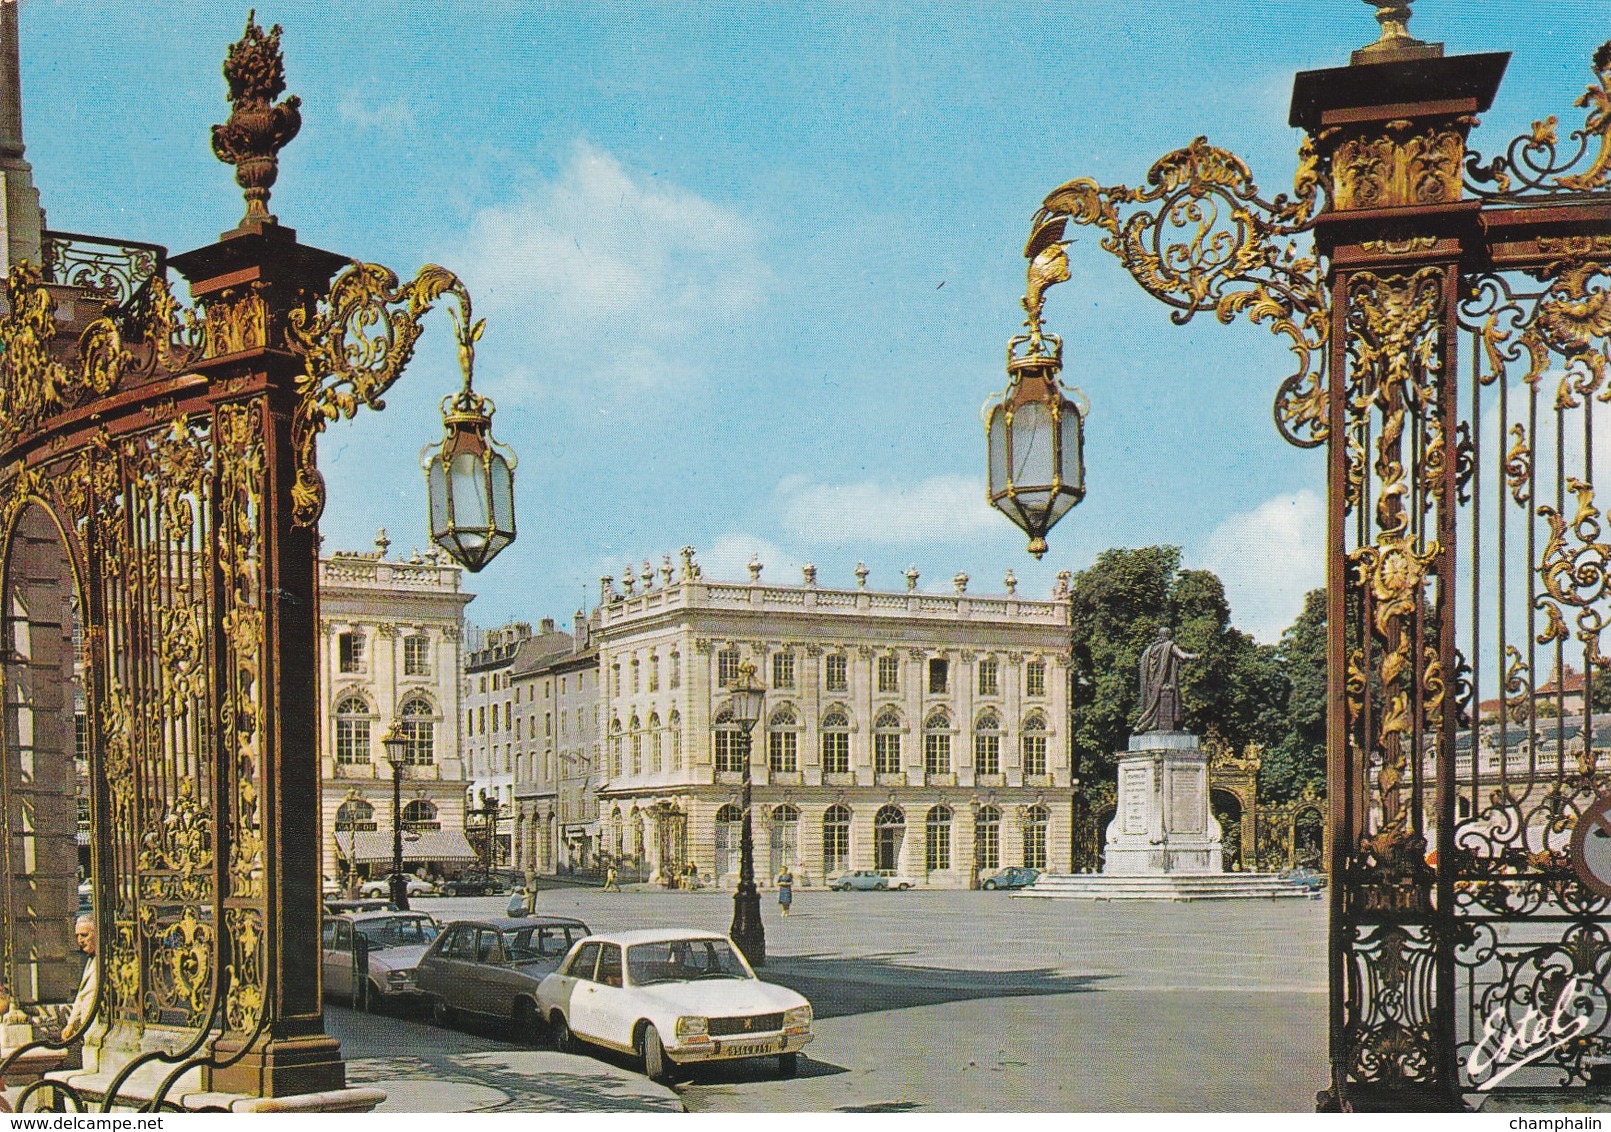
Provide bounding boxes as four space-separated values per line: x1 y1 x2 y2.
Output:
1066 547 1287 785
1259 587 1327 804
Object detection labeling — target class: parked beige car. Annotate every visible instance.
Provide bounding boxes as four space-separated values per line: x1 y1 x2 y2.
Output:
414 916 591 1038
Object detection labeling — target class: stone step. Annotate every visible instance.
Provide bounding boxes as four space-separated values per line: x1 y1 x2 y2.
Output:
1011 872 1325 901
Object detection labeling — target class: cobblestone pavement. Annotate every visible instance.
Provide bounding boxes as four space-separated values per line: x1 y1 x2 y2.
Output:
400 885 1327 1112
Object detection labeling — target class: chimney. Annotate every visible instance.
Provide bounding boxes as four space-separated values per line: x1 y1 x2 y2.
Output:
573 609 586 651
540 617 556 635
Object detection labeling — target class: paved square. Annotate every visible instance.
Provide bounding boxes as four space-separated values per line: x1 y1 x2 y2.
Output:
378 886 1328 1111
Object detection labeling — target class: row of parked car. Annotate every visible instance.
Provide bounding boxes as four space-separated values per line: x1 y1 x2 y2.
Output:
323 871 523 901
320 906 813 1083
827 866 1040 891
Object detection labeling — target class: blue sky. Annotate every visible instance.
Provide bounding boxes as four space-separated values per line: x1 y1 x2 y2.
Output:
17 1 1609 640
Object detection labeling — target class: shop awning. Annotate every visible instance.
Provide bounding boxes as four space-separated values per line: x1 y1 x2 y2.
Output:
336 829 480 865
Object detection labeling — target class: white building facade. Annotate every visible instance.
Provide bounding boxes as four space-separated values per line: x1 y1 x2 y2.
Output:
591 551 1074 889
318 535 476 884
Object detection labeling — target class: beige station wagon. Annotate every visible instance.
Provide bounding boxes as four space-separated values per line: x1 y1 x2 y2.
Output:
414 916 591 1038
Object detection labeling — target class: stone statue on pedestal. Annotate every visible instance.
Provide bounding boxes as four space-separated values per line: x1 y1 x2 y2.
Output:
1135 627 1199 734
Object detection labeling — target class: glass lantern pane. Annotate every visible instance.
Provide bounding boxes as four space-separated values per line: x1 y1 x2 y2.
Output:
1013 487 1052 532
988 406 1009 495
489 452 515 533
1046 487 1079 527
450 452 491 532
426 457 449 537
1011 402 1053 487
1060 405 1084 493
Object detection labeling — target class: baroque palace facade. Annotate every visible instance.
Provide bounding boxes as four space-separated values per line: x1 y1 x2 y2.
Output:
589 549 1074 888
317 534 477 885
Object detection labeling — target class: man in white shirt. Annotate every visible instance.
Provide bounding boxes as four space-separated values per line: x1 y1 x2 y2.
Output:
62 915 96 1041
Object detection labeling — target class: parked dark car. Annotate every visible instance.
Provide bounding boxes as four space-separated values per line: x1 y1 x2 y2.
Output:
440 875 509 897
415 916 590 1038
982 867 1041 891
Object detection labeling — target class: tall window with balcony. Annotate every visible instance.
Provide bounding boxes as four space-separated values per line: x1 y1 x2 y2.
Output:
977 656 999 696
769 804 799 878
713 710 748 774
609 718 622 776
823 804 851 875
648 654 660 692
714 803 743 879
975 805 1001 871
773 652 794 689
768 707 798 773
334 696 371 764
630 715 642 774
925 805 952 872
647 711 662 771
923 711 951 777
974 712 1001 776
1022 713 1048 778
404 634 431 676
1023 804 1049 869
1025 660 1046 698
928 657 948 694
631 658 640 694
669 709 682 769
718 649 740 687
821 711 850 775
338 630 365 673
670 651 681 689
400 696 435 765
873 709 902 777
877 653 900 694
825 653 847 692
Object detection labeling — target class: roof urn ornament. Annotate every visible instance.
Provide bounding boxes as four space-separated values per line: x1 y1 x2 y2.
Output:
210 11 302 228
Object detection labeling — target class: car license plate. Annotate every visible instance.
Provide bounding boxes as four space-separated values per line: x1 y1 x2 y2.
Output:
720 1037 783 1057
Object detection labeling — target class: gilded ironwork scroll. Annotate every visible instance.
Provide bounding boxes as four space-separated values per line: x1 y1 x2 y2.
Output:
1021 136 1330 447
1466 42 1611 199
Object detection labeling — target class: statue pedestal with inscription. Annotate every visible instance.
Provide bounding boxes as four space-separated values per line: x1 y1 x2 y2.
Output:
1102 731 1223 876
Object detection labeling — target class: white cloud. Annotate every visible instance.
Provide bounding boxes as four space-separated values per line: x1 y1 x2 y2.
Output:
455 142 769 397
701 534 802 586
1197 489 1324 644
776 474 999 545
337 93 416 134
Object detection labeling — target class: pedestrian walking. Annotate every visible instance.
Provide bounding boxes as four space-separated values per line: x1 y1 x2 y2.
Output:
776 867 794 917
603 865 620 892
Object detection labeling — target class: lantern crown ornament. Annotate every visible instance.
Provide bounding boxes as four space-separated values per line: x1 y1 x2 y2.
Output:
382 720 408 771
984 212 1088 560
419 284 517 572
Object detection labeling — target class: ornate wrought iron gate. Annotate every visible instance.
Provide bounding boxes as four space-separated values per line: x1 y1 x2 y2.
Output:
1011 16 1611 1111
0 16 486 1111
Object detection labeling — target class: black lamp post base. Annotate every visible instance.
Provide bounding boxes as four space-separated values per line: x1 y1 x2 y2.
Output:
730 882 766 967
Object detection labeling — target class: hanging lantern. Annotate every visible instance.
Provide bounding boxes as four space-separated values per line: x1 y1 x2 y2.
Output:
985 213 1087 559
421 386 517 572
418 288 516 573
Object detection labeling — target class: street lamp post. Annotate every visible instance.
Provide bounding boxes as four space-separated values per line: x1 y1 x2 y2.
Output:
725 662 767 967
383 722 410 911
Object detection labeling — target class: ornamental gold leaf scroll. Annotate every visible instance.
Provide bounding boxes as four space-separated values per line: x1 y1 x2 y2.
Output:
1019 136 1329 447
285 262 477 527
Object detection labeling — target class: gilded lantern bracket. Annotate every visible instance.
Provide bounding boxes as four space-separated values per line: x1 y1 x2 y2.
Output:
1019 136 1330 448
285 262 482 527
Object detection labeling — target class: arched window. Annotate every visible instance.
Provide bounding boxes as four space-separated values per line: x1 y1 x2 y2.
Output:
874 804 905 873
874 708 902 777
923 710 951 776
713 709 749 774
925 805 953 872
769 804 799 877
821 710 850 775
402 799 439 831
975 804 1001 871
630 714 642 775
334 696 371 764
1023 803 1049 870
974 711 1002 776
334 798 375 831
647 711 662 772
669 709 682 769
1021 712 1048 778
823 803 851 875
631 810 645 860
400 696 435 765
610 807 623 858
768 706 799 773
609 718 623 777
715 803 744 879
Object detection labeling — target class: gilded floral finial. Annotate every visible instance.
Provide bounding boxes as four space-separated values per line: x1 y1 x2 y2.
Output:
210 10 303 228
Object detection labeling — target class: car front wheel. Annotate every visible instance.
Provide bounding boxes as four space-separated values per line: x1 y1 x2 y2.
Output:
514 998 545 1044
432 997 455 1028
778 1052 799 1079
641 1023 678 1084
983 880 998 890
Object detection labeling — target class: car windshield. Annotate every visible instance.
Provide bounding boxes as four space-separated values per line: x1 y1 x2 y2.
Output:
355 916 438 951
501 925 587 963
626 939 752 986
